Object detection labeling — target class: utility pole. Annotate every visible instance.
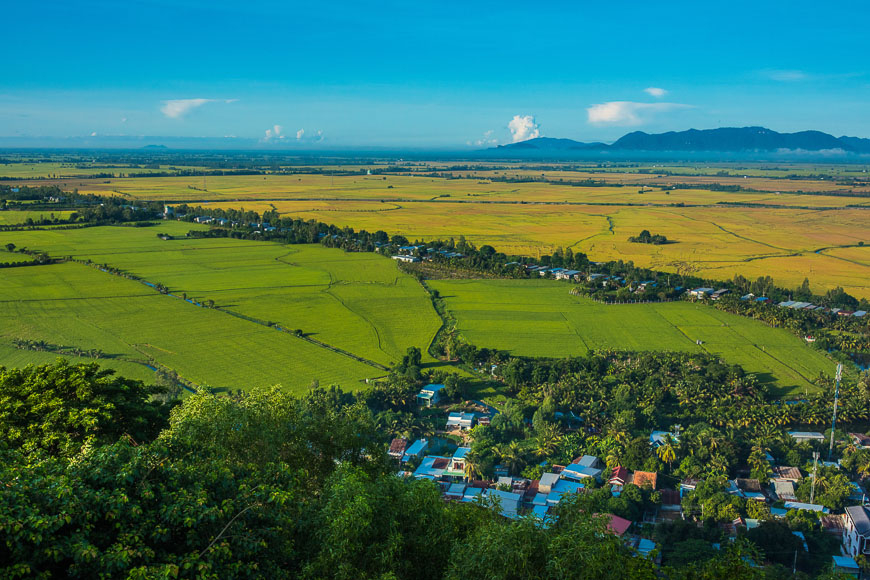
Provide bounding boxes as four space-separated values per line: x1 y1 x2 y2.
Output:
829 363 842 461
810 451 820 504
792 549 797 575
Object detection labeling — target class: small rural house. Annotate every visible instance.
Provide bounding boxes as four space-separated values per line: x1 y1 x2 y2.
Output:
443 447 470 478
446 412 475 430
539 472 561 494
388 438 408 459
561 462 603 482
416 384 445 407
843 505 870 558
650 431 679 448
632 471 658 490
402 439 428 463
788 431 825 443
831 556 860 578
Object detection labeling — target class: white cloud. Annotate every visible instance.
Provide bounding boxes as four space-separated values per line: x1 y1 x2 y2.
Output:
160 98 236 119
587 101 693 126
508 115 540 143
471 129 498 147
121 117 127 123
644 87 668 98
90 131 97 137
263 124 285 141
766 69 807 82
296 129 305 140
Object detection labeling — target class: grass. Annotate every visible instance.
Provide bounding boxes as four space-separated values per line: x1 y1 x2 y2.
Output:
430 278 837 397
0 223 443 390
0 261 379 392
0 210 75 225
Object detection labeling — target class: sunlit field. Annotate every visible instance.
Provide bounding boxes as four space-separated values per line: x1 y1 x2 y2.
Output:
431 278 836 397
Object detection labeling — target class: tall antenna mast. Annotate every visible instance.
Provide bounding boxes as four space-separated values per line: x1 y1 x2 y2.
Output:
828 363 842 461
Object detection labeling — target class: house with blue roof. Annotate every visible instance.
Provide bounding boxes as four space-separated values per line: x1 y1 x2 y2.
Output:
413 456 450 480
446 411 475 430
443 447 470 479
402 439 428 463
417 384 445 407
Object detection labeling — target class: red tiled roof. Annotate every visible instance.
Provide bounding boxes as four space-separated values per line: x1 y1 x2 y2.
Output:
606 514 633 536
432 458 450 469
609 466 629 484
632 471 658 489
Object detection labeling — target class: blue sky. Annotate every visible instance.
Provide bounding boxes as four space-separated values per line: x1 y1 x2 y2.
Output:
2 0 869 148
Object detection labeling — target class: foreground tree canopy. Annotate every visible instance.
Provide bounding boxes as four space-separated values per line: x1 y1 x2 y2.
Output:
0 361 855 578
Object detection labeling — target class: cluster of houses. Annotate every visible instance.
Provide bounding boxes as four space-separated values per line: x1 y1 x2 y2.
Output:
773 299 867 318
391 245 465 263
188 215 285 234
391 442 661 560
688 287 730 300
394 394 870 573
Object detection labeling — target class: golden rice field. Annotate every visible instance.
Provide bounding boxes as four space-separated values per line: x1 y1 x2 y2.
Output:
4 168 869 298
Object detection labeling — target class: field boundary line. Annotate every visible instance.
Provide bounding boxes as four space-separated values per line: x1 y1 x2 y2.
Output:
76 256 391 372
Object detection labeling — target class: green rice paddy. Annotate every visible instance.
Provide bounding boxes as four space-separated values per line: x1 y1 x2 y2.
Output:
430 279 836 397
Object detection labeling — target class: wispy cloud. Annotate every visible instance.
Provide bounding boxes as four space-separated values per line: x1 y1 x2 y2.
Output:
587 101 693 126
508 115 540 142
644 87 668 98
766 69 807 82
469 129 498 147
296 129 305 140
160 98 236 119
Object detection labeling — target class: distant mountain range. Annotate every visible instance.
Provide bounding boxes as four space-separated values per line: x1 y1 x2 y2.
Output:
492 127 870 154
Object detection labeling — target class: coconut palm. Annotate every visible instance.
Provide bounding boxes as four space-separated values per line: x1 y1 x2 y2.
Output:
533 422 562 459
496 441 527 476
656 435 677 472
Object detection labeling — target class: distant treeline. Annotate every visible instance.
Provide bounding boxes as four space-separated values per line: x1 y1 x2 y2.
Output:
0 185 163 225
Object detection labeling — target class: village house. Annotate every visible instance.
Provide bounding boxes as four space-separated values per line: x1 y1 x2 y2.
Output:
561 456 603 482
688 287 714 298
850 433 870 449
443 447 470 479
388 438 408 460
772 480 798 501
402 439 428 463
831 556 861 578
446 411 475 430
413 456 450 480
538 472 561 494
416 383 445 407
843 505 870 558
650 430 679 448
787 431 825 444
631 471 658 490
609 466 630 488
772 466 803 482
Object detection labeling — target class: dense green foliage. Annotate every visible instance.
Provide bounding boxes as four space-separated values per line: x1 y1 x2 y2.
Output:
0 360 168 457
629 229 669 245
1 359 864 578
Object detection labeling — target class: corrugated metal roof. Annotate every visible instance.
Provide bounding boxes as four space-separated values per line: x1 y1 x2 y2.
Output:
846 505 870 537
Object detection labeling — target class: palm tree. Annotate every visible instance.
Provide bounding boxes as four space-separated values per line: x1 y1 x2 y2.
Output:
496 441 526 476
656 435 676 472
464 450 483 480
534 422 562 459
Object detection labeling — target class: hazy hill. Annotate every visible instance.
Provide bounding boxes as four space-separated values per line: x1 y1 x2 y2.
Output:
491 126 870 155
